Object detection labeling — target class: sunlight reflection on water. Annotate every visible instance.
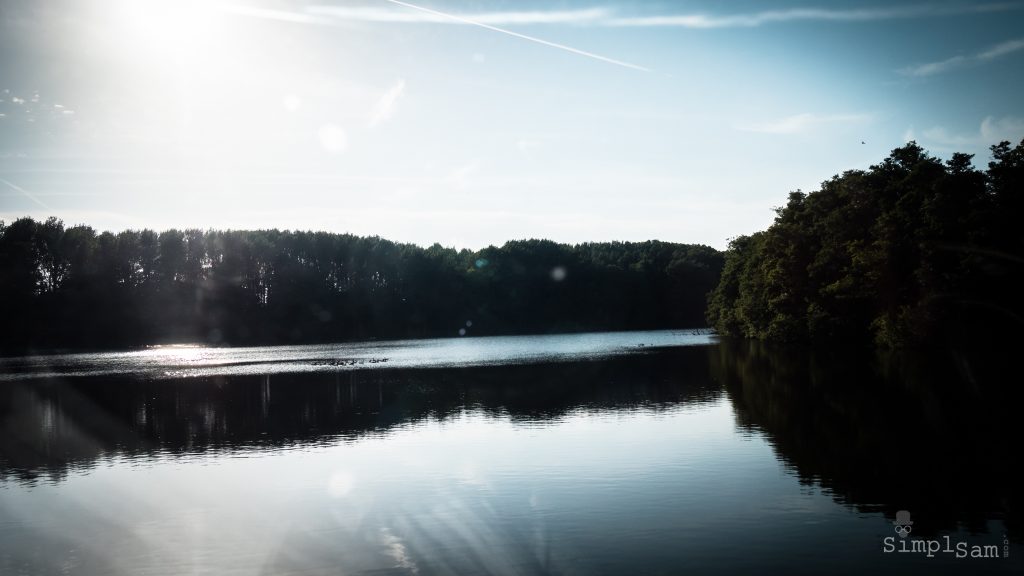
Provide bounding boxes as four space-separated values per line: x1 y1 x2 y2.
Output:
0 329 715 380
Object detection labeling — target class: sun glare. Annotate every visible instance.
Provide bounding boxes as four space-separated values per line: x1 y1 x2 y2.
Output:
107 0 221 60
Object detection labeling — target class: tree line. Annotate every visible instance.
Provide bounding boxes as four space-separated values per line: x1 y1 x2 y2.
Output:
707 139 1024 348
0 220 722 351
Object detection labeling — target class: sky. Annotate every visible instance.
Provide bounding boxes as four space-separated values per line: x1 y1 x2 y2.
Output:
0 0 1022 250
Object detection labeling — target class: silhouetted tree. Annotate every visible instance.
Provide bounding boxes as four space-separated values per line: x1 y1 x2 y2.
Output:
0 223 723 352
708 140 1024 348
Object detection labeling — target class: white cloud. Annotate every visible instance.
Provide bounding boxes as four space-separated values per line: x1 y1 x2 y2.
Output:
378 527 419 575
376 0 648 71
305 5 611 25
302 1 647 72
292 2 1020 29
979 37 1024 59
736 113 872 135
902 56 969 77
219 2 1019 74
980 116 1024 142
369 79 406 127
901 38 1024 77
919 116 1024 148
606 3 1019 28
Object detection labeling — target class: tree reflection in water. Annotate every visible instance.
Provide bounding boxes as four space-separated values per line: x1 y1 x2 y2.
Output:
714 339 1022 540
2 342 1020 542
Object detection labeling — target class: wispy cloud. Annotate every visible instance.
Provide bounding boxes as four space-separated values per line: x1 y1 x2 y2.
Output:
305 5 611 25
221 1 646 72
737 113 872 135
217 1 1021 72
901 38 1024 77
246 2 1022 29
606 3 1020 28
369 79 406 127
375 0 649 71
918 116 1024 148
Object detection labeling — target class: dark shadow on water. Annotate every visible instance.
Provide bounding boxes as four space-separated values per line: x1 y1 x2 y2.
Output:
713 339 1023 541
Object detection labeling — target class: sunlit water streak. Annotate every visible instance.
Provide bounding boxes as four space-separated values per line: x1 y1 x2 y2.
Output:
0 329 714 380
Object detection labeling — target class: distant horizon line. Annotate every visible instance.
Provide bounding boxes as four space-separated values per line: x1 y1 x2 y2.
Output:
0 215 725 252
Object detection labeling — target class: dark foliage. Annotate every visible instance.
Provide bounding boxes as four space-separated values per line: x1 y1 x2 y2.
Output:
0 222 722 351
707 140 1024 348
711 339 1022 538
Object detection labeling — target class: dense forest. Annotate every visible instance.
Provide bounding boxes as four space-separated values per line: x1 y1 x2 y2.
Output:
707 139 1024 348
6 140 1020 354
0 220 722 352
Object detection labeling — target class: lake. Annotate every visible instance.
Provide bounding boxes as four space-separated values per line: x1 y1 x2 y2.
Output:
1 330 1020 575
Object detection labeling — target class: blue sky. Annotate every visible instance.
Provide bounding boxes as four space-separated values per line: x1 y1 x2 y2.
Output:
1 0 1022 249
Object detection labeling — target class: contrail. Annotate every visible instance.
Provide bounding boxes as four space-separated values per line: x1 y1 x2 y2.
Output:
0 177 51 210
379 0 650 72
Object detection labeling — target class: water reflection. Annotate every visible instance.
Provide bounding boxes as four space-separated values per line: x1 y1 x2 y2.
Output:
713 340 1022 540
1 342 1021 574
0 349 719 484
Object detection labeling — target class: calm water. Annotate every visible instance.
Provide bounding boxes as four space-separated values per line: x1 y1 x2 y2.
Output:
0 330 714 381
1 331 1020 575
